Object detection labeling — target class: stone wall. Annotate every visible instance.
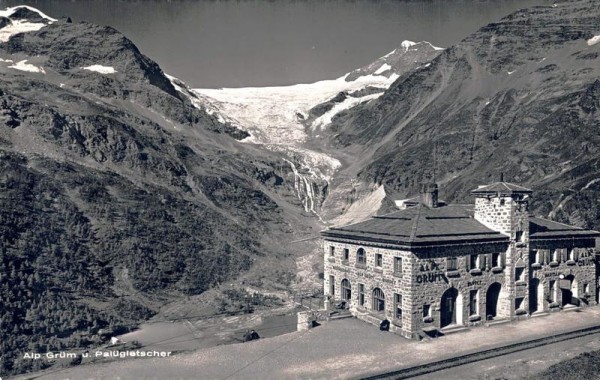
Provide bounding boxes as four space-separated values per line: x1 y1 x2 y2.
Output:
322 239 413 338
530 239 597 311
409 242 510 333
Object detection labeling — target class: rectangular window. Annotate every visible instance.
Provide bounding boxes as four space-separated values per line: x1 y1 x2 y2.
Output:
515 230 523 242
358 283 365 306
515 267 525 282
568 249 575 261
343 248 349 261
375 254 383 268
470 254 479 269
394 257 402 273
447 257 458 271
584 283 590 295
394 293 402 320
553 249 560 262
469 290 478 316
329 275 335 296
492 252 501 267
549 280 556 302
534 251 541 264
423 304 430 318
329 246 335 257
479 254 487 269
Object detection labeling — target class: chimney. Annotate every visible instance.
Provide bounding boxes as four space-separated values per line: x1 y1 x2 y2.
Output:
420 183 438 208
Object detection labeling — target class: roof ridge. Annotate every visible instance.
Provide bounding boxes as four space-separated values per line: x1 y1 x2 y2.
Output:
409 205 423 242
530 216 585 230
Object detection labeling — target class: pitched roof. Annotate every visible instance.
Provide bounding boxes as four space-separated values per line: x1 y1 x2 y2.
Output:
471 182 533 195
321 204 508 247
529 217 600 240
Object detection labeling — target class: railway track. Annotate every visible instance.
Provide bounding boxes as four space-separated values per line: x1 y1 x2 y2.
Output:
361 324 600 379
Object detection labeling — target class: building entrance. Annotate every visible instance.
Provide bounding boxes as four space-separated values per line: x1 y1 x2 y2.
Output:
441 288 459 328
486 282 502 319
560 275 577 306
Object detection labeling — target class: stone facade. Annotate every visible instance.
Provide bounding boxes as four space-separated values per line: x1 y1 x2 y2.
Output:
322 182 598 339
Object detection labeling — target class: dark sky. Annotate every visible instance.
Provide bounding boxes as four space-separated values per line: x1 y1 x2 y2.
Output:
4 0 546 87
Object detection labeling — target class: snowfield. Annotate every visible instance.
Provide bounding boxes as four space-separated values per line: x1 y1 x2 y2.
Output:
311 91 383 130
82 65 117 74
193 72 399 146
0 6 56 42
0 5 57 21
588 34 600 46
0 19 48 42
8 59 45 73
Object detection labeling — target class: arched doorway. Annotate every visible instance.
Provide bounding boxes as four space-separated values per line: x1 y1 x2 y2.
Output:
486 282 502 319
561 275 576 306
441 288 459 328
530 278 539 313
341 279 351 301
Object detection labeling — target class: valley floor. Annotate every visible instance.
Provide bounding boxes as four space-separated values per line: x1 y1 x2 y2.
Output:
19 307 600 380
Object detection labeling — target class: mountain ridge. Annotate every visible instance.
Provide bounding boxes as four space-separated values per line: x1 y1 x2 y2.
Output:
322 0 600 230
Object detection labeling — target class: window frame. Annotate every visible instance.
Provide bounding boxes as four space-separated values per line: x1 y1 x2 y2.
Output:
447 257 458 271
375 253 383 268
358 283 365 306
394 293 402 320
469 290 478 316
341 279 351 301
343 248 350 261
423 304 431 318
394 257 403 274
372 288 385 313
356 248 366 265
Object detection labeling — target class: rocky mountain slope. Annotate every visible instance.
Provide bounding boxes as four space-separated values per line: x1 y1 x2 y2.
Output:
0 6 321 375
323 0 600 230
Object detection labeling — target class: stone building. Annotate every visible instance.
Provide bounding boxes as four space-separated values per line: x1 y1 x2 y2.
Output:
321 181 599 339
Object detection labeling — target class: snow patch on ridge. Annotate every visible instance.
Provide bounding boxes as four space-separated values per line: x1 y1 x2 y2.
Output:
312 92 383 130
401 40 417 50
8 59 45 73
82 65 116 74
0 6 56 42
165 73 244 128
374 63 392 75
587 35 600 46
0 19 47 42
0 5 57 21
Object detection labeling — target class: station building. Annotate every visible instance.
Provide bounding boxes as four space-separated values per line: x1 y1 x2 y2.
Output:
321 181 599 339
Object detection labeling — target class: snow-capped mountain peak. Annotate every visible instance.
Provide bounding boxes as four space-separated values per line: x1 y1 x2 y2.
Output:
0 5 56 43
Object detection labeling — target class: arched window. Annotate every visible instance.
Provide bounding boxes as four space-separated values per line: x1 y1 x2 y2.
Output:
372 288 385 312
357 248 366 265
341 279 351 301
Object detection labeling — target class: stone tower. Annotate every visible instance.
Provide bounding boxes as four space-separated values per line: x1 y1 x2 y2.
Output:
471 181 533 318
